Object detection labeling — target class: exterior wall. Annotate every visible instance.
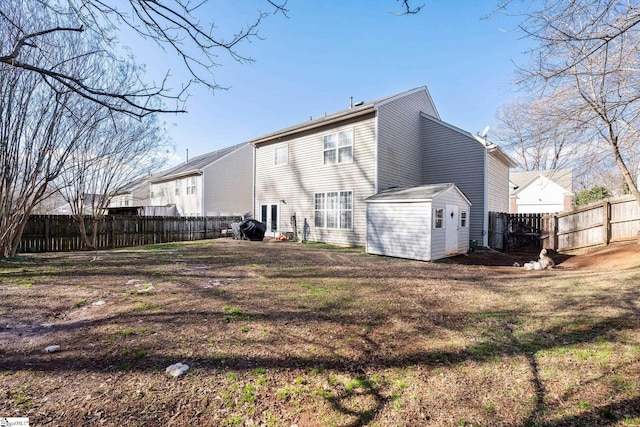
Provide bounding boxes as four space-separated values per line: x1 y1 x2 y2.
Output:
430 188 471 258
109 193 132 208
254 114 377 246
487 152 510 213
420 116 486 244
513 176 570 213
366 201 433 261
377 89 439 191
366 187 470 261
150 174 202 216
110 181 151 208
202 143 253 216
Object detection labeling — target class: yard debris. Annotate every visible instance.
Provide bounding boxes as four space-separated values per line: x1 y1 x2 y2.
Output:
165 363 189 377
41 323 55 328
126 279 142 285
92 300 106 306
206 278 239 287
513 262 520 267
135 285 154 294
45 345 60 353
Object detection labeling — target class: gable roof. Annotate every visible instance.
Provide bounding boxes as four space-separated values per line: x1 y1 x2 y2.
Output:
365 183 472 205
150 143 249 183
510 169 573 194
420 113 518 168
249 87 438 145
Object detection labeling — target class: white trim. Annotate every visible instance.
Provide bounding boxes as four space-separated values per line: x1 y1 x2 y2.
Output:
374 114 379 194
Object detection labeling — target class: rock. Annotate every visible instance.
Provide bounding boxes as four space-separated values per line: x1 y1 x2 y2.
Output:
45 345 60 353
166 363 189 377
92 300 106 306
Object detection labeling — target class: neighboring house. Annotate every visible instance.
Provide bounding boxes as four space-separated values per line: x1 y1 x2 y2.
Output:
110 173 158 209
149 143 253 217
509 169 574 213
250 86 516 249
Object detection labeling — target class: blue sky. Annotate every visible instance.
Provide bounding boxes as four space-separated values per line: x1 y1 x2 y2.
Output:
127 1 531 165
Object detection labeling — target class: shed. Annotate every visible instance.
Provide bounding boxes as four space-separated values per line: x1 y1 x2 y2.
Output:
365 183 471 261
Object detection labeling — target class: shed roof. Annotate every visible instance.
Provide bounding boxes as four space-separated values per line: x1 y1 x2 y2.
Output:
365 183 471 205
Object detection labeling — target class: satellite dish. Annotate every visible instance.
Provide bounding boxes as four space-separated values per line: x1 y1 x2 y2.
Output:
480 125 490 139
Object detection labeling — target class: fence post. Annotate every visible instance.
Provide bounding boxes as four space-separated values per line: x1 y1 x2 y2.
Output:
603 201 611 246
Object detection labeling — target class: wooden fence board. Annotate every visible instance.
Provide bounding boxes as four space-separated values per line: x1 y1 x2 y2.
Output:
490 196 639 252
19 215 242 253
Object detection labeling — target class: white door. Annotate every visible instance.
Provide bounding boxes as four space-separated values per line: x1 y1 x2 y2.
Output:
445 204 459 255
260 203 278 237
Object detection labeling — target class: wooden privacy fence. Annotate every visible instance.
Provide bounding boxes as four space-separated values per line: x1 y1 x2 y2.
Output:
490 195 640 252
19 215 243 253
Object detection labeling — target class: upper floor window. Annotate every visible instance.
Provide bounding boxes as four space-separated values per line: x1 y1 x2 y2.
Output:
174 180 180 196
186 177 196 195
323 129 353 165
274 144 288 166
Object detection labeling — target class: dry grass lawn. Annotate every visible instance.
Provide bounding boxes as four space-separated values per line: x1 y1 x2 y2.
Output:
1 239 639 426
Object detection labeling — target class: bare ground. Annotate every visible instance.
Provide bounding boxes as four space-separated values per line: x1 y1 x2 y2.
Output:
1 240 639 426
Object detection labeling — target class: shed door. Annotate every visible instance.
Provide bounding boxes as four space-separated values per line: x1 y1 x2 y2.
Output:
445 204 459 255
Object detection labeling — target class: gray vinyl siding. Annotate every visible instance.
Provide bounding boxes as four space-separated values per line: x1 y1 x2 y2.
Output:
420 116 486 244
488 153 510 213
202 143 253 216
254 114 376 246
377 90 439 191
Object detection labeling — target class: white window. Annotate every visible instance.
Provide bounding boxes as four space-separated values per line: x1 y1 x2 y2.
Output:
323 129 353 165
274 144 288 166
186 177 196 195
174 180 180 196
314 193 325 228
434 208 444 229
314 191 353 229
460 211 468 228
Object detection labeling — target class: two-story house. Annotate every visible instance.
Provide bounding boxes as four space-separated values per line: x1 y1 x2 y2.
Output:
250 86 516 249
149 143 253 217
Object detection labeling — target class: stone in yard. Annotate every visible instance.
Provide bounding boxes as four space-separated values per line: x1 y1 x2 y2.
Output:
166 363 189 377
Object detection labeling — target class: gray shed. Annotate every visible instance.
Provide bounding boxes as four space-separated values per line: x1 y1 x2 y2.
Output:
365 183 471 261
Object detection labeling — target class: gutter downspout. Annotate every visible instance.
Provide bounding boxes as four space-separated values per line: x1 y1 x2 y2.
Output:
252 144 256 220
483 148 489 247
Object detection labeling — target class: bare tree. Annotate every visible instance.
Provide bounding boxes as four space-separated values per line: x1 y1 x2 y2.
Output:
495 96 583 171
502 0 640 206
0 65 105 257
0 0 289 118
56 112 168 250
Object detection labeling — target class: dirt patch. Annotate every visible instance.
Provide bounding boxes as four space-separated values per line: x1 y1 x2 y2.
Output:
556 242 640 271
1 240 639 426
450 242 640 271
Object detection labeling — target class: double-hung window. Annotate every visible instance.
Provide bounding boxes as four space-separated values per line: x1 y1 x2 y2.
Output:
323 129 353 165
174 180 180 196
314 191 353 229
186 177 196 195
274 144 288 166
460 211 468 228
